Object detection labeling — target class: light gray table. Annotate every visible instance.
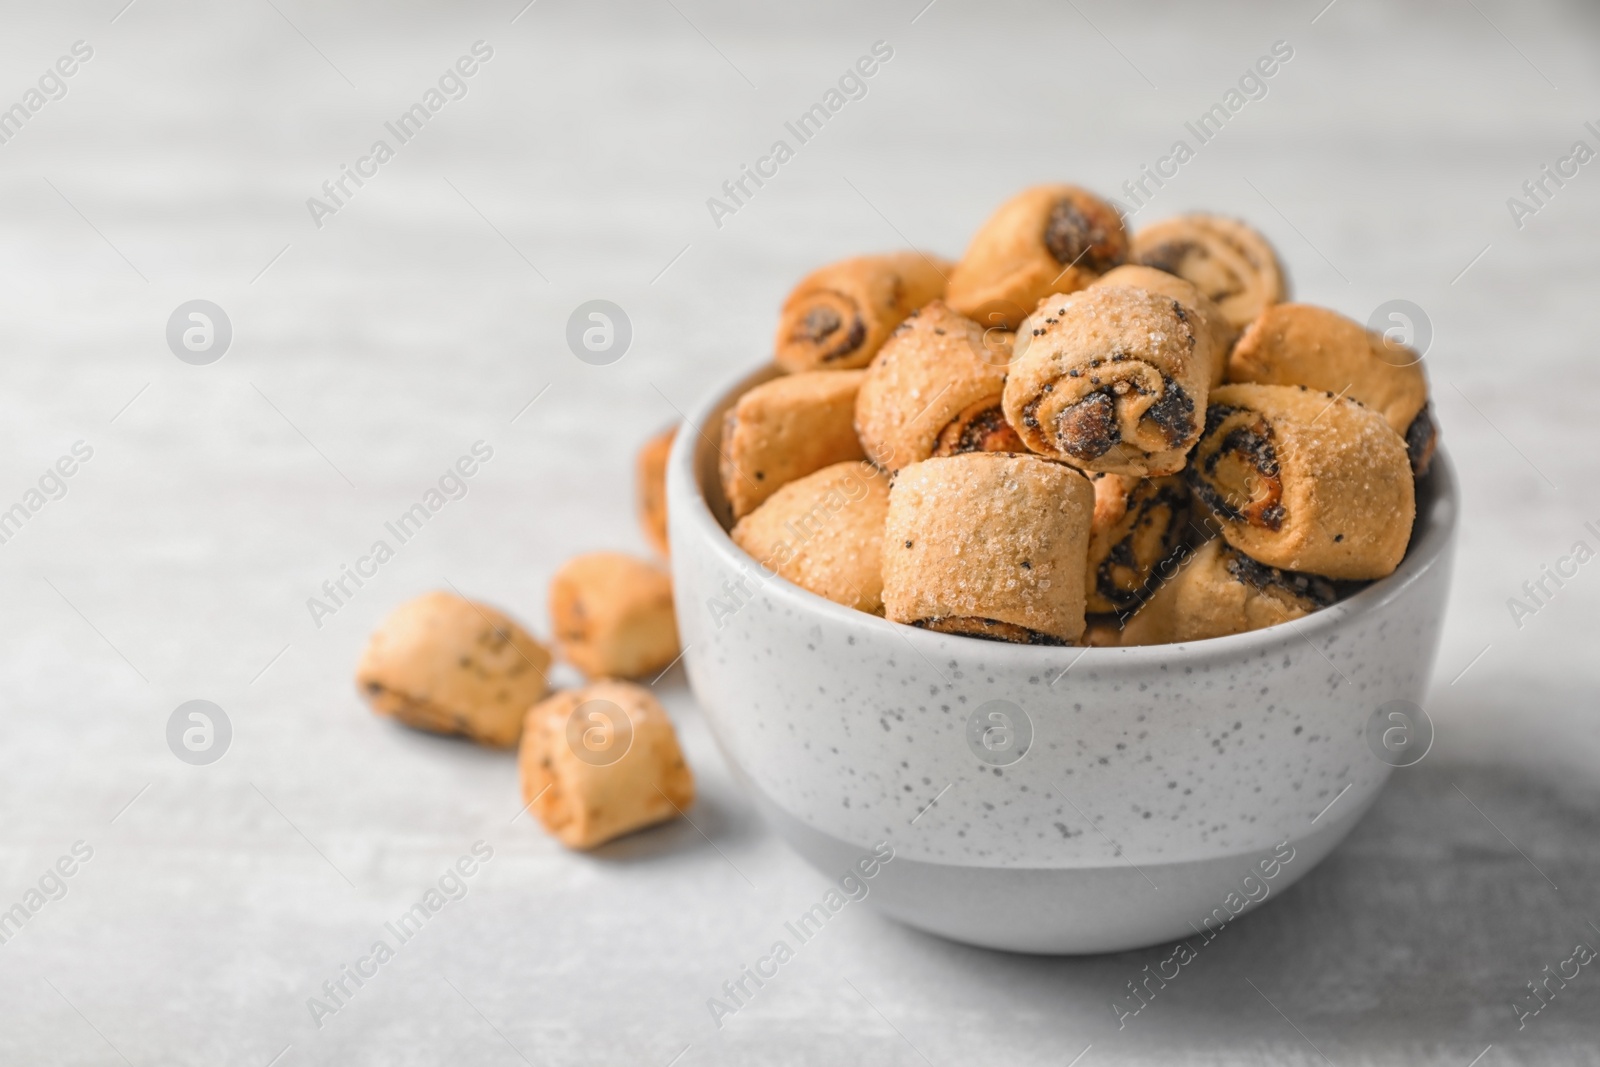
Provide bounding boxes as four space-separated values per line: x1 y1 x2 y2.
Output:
1 0 1596 1063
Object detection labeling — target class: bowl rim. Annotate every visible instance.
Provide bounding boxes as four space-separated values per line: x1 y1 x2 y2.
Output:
668 362 1458 671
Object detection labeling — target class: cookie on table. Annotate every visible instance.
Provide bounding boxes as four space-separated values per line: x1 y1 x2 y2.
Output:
549 552 680 680
853 300 1022 473
636 426 675 557
1227 303 1436 474
731 460 890 614
1090 264 1235 385
882 453 1095 644
1188 383 1414 580
1132 214 1286 332
774 252 952 372
519 681 695 850
357 591 550 748
947 184 1128 330
720 370 866 521
1085 473 1193 615
1003 286 1214 477
1117 538 1337 645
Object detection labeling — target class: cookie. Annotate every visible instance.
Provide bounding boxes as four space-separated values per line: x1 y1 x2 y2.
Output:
720 369 867 521
731 460 890 614
882 453 1094 644
1003 286 1213 477
1090 263 1234 385
947 184 1128 330
1085 472 1192 615
1117 538 1336 644
1133 214 1286 332
549 553 680 679
853 300 1022 473
1188 383 1414 580
774 252 952 372
1227 303 1435 474
356 591 551 748
637 426 675 557
519 681 695 850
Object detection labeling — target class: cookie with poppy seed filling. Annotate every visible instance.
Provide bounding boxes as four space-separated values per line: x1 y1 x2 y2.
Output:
1085 473 1193 614
774 252 952 372
720 369 867 520
1002 286 1214 477
1187 383 1414 580
854 300 1023 473
1115 538 1337 645
1133 214 1286 332
947 185 1128 330
549 552 680 680
882 453 1094 644
636 426 675 557
1226 303 1436 475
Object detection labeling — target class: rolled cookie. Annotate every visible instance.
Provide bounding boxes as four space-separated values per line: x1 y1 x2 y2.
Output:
1117 538 1336 645
1091 264 1234 385
1003 286 1213 477
637 426 675 557
854 300 1023 473
1188 383 1414 580
356 591 551 748
882 453 1094 644
1227 303 1436 474
1085 473 1192 615
774 252 952 372
1132 214 1286 332
731 460 890 614
519 681 695 850
947 184 1128 330
720 370 867 520
549 552 680 679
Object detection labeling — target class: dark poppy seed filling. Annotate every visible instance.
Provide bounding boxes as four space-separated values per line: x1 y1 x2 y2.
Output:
1189 403 1286 531
1043 196 1125 274
913 616 1069 646
1142 379 1195 447
1404 403 1437 476
1094 482 1190 612
1138 238 1245 303
1222 544 1336 608
934 403 1025 457
799 305 840 341
1053 390 1120 460
790 290 866 361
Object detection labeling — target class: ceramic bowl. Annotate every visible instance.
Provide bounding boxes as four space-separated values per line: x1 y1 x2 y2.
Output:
667 365 1458 954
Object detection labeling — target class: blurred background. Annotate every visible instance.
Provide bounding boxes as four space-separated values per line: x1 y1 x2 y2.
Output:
0 0 1596 1063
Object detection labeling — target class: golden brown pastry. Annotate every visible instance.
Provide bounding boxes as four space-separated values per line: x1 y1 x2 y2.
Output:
636 426 675 557
947 184 1128 330
357 591 551 748
882 453 1094 644
1188 383 1414 580
1132 214 1286 332
1090 264 1234 385
519 681 695 850
1227 303 1436 474
773 252 952 372
720 370 866 520
731 460 889 613
549 553 680 679
1002 286 1213 477
1116 538 1336 644
854 300 1023 473
1085 473 1192 614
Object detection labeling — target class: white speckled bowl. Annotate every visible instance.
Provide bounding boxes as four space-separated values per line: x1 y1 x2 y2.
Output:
668 365 1458 954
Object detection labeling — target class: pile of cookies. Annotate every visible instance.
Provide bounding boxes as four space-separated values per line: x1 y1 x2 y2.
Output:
707 183 1435 647
354 537 691 850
